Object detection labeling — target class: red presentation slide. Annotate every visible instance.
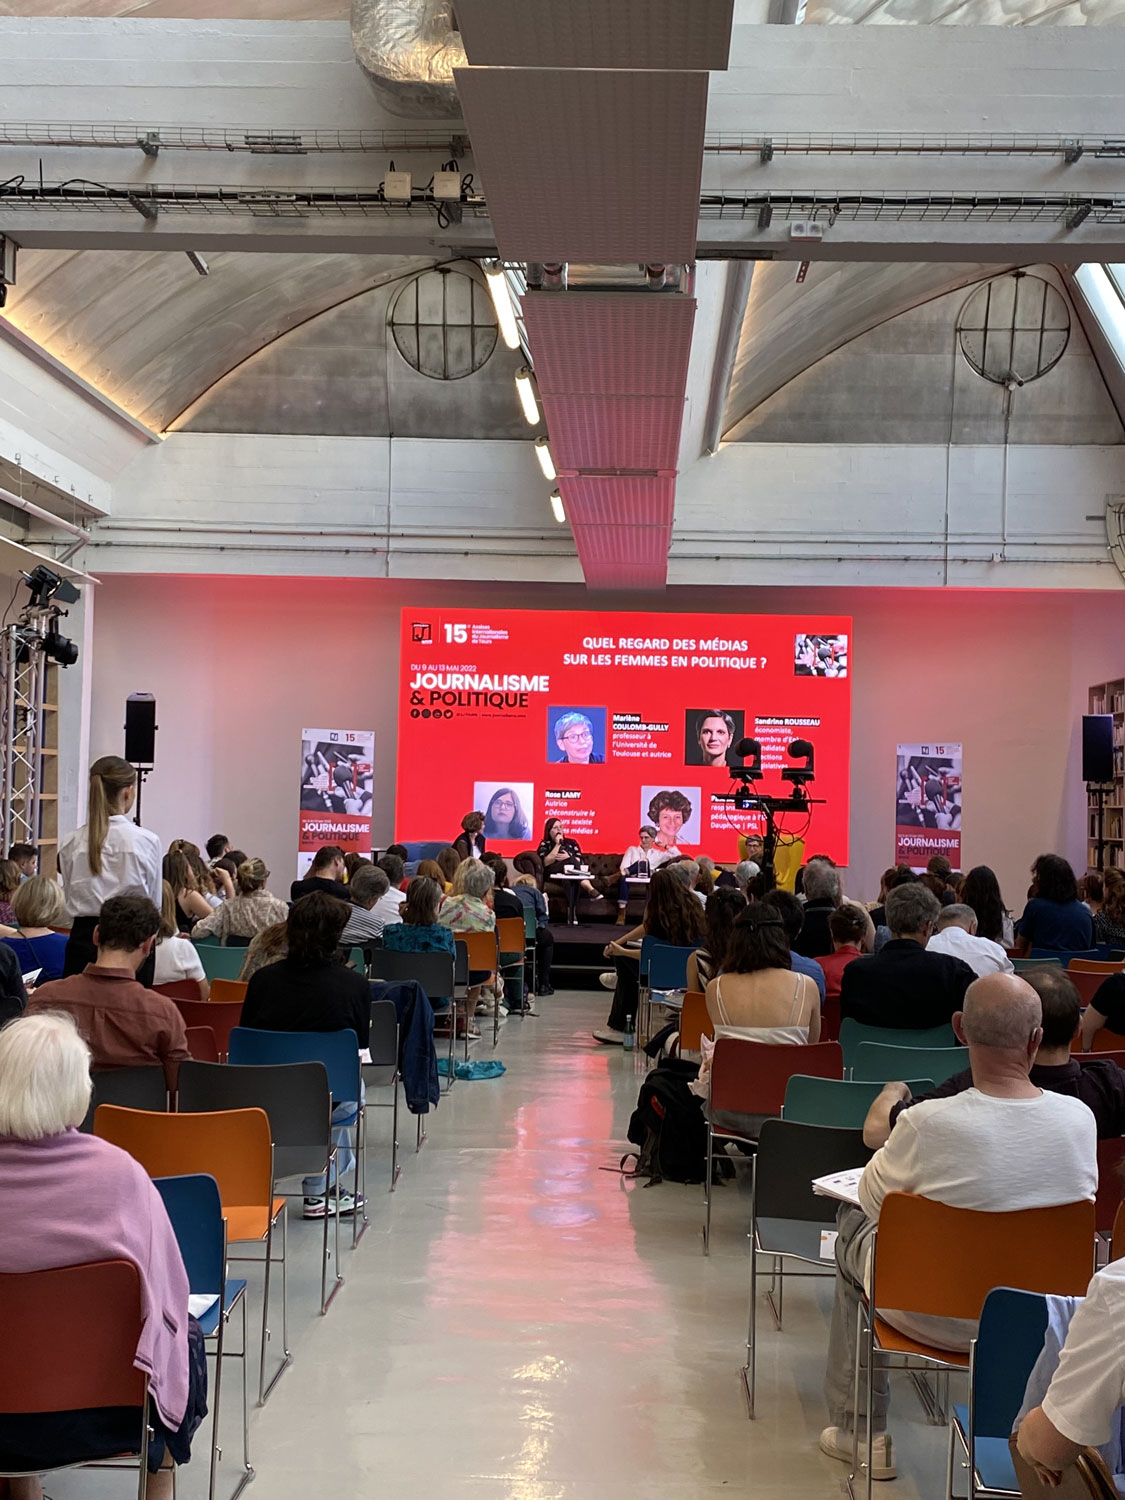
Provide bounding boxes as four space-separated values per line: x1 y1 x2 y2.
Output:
396 609 852 862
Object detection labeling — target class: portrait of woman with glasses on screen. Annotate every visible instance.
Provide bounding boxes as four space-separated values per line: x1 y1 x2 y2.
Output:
551 710 605 765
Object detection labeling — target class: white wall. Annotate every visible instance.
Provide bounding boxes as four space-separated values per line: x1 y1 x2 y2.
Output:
85 573 1125 910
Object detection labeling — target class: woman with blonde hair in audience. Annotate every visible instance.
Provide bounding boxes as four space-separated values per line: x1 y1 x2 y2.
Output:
438 858 496 1027
175 840 228 906
0 861 20 928
0 1012 206 1499
58 755 162 980
416 858 446 887
162 845 212 933
0 876 69 983
153 882 209 1000
192 858 288 944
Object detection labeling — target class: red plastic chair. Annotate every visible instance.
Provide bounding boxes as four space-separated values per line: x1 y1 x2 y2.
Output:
184 1025 220 1063
173 998 243 1059
1079 1049 1125 1070
1070 970 1115 1009
703 1038 843 1253
0 1259 151 1497
154 978 202 1001
1096 1136 1125 1235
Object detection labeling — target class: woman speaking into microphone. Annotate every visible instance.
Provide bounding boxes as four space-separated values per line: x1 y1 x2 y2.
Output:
58 756 163 981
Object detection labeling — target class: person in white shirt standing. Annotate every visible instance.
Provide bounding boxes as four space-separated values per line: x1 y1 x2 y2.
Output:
819 972 1097 1481
58 756 162 983
926 903 1014 979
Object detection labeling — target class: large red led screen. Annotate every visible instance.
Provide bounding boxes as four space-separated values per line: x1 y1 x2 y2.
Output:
396 609 851 862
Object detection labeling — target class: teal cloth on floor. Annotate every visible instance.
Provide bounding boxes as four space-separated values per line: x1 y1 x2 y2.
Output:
437 1058 507 1080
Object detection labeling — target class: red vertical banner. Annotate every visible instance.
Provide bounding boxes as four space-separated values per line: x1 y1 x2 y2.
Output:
298 727 374 875
894 742 962 871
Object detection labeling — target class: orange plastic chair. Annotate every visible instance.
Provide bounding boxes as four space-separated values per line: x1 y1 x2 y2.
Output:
1069 959 1125 974
496 916 525 956
154 978 203 1001
679 990 713 1053
0 1259 151 1497
459 929 499 975
704 1039 843 1253
209 977 248 1005
184 1025 220 1063
93 1104 291 1402
853 1193 1096 1500
173 998 243 1059
1070 970 1114 1008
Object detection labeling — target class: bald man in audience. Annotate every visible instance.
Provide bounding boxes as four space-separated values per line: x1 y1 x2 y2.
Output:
863 965 1125 1146
820 973 1097 1481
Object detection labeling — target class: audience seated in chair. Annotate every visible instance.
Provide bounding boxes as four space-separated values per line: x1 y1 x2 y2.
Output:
0 875 69 984
794 858 841 960
28 892 190 1088
819 972 1097 1480
864 965 1125 1147
375 855 408 918
341 864 396 946
438 858 497 1023
926 902 1015 978
383 876 455 956
192 856 287 944
290 845 350 904
0 1012 204 1500
1014 854 1095 957
153 882 208 999
817 902 873 1002
594 866 704 1046
761 890 828 1004
240 890 369 1220
840 883 975 1030
686 886 746 994
704 903 821 1045
238 919 288 982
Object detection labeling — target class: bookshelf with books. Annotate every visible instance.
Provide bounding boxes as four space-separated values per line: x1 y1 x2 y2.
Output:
1089 678 1125 871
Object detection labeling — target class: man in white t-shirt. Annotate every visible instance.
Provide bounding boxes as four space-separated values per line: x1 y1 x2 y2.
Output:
820 972 1097 1481
927 904 1014 978
1017 1261 1125 1484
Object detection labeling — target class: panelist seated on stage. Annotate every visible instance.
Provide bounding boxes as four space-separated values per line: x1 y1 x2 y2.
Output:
537 819 599 904
839 882 975 1030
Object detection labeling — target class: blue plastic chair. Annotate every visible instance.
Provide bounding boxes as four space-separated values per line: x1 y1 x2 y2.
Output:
154 1173 252 1500
228 1027 367 1245
838 1018 958 1076
783 1075 937 1129
852 1042 969 1086
638 939 695 1044
948 1287 1049 1500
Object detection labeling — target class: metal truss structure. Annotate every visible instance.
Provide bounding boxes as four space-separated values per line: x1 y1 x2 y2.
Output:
0 623 48 857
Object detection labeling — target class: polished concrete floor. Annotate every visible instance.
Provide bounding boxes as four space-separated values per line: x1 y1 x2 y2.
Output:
52 990 954 1500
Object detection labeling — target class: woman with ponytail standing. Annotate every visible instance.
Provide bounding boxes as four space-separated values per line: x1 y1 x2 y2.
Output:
57 757 163 981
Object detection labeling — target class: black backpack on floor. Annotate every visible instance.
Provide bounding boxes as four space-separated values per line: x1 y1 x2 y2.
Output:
624 1058 708 1185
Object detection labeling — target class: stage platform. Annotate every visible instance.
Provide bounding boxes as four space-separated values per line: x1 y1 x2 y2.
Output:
549 921 621 989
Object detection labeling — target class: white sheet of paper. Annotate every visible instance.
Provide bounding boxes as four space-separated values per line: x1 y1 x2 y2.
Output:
811 1167 864 1208
21 968 41 986
820 1229 839 1260
188 1293 219 1318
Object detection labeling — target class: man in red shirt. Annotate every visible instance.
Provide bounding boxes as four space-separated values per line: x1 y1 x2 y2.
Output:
28 891 189 1086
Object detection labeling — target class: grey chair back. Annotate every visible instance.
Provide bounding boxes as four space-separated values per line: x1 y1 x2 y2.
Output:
177 1059 332 1182
368 948 455 1004
80 1066 168 1133
364 998 399 1089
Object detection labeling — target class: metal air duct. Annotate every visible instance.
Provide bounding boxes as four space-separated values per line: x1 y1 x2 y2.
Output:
351 0 465 118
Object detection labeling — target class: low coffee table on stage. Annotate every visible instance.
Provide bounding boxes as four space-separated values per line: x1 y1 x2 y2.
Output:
552 869 596 926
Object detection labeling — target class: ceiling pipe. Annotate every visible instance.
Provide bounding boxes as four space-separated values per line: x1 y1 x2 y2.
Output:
704 261 755 456
0 485 88 543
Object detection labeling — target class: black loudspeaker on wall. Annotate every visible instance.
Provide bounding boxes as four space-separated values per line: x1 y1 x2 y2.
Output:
1082 714 1114 784
124 694 157 767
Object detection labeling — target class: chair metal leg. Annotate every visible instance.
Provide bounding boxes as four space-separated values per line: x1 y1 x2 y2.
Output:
209 1289 225 1500
416 1106 427 1152
849 1297 865 1483
259 1207 292 1404
238 1295 253 1494
743 1226 758 1417
390 1071 402 1190
352 1103 368 1248
703 1121 713 1255
864 1305 876 1500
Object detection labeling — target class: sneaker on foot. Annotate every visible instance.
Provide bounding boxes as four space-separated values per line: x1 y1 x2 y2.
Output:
331 1190 364 1217
592 1026 626 1045
819 1427 896 1480
599 972 617 990
303 1196 327 1219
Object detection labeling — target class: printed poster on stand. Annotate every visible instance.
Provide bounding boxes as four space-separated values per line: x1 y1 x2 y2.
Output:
895 742 962 871
297 727 374 875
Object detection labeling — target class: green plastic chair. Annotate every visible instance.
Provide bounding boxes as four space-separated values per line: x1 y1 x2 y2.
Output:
852 1042 969 1086
838 1018 957 1075
1013 957 1062 973
783 1074 937 1129
195 944 248 982
347 946 367 976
